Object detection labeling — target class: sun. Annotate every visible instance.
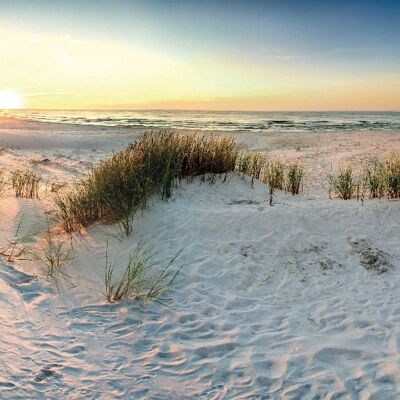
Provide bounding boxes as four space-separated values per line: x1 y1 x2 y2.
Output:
0 89 24 109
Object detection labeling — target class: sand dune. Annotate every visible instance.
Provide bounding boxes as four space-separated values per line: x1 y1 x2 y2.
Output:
1 119 400 398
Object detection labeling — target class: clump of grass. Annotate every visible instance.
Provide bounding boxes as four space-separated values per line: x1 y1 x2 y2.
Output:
11 169 41 198
249 152 267 186
56 132 240 235
362 157 385 199
236 150 267 186
47 180 67 194
236 151 252 177
0 168 7 196
330 154 400 200
0 214 34 262
385 154 400 199
286 161 304 195
105 244 150 302
105 242 182 306
330 165 355 200
34 222 73 283
264 159 285 205
271 159 285 190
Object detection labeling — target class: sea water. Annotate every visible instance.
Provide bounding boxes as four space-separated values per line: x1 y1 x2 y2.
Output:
2 110 400 132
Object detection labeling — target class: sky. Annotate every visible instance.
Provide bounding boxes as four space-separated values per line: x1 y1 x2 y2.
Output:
0 0 399 111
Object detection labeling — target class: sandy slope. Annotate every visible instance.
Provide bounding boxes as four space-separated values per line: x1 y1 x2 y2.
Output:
1 119 400 398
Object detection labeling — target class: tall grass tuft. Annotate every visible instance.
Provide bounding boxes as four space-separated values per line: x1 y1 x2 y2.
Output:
104 242 182 305
286 162 304 195
329 154 400 200
47 180 67 194
56 132 240 234
236 151 252 177
249 152 267 187
0 168 7 196
330 165 355 200
264 159 285 205
362 157 385 199
236 150 268 187
35 223 73 282
385 154 400 199
0 214 35 262
11 169 41 198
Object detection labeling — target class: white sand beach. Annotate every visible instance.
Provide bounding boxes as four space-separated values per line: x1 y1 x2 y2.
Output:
1 118 400 398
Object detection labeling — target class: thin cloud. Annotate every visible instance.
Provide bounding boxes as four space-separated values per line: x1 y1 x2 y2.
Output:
325 47 379 56
268 55 298 61
24 92 70 97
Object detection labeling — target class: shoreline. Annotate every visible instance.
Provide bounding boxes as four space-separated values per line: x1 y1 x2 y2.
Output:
1 118 400 193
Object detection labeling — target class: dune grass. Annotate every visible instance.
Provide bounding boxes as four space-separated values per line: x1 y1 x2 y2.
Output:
0 213 34 262
236 151 266 187
47 180 67 194
249 152 267 187
11 168 41 198
56 132 241 234
34 221 73 283
262 159 285 205
286 162 305 195
362 157 386 199
0 168 7 196
104 242 182 305
385 154 400 199
55 132 309 230
236 151 253 178
329 154 400 200
329 165 355 200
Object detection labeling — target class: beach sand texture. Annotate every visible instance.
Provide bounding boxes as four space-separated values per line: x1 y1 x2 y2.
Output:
1 119 400 398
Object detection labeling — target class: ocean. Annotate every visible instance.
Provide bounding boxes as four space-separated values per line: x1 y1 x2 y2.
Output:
2 110 400 132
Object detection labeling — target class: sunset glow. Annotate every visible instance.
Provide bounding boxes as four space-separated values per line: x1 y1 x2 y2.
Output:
0 89 24 109
0 1 399 111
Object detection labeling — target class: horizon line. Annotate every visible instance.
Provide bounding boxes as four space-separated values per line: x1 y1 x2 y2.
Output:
2 108 400 113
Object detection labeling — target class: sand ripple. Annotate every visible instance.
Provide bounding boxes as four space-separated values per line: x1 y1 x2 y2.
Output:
1 176 400 398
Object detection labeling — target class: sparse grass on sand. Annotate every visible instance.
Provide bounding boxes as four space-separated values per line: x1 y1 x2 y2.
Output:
0 168 7 196
286 162 305 195
104 242 182 305
329 165 354 200
330 154 400 200
11 168 41 198
236 150 253 178
34 220 73 284
0 213 35 262
362 157 386 199
237 151 266 187
263 159 285 205
46 180 68 194
385 154 400 199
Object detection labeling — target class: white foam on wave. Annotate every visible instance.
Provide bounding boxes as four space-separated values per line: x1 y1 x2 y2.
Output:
2 110 400 132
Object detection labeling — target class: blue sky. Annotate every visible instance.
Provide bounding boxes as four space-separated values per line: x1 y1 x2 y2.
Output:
3 1 399 54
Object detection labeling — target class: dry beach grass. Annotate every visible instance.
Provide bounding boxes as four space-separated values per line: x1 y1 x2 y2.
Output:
329 153 400 200
55 131 307 235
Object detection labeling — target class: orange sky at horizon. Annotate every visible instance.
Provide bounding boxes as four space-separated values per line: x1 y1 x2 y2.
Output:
0 25 399 112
